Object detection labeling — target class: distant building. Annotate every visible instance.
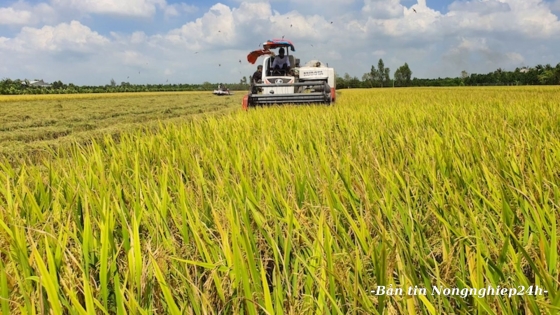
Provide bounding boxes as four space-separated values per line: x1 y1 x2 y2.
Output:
520 67 531 73
21 79 52 87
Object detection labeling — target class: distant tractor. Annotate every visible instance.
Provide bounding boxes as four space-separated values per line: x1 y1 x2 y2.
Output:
243 39 336 110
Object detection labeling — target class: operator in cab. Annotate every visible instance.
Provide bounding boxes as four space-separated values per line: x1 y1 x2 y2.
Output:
271 47 290 75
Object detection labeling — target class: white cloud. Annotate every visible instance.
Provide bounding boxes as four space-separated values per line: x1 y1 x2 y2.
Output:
0 7 32 25
51 0 166 17
289 0 357 17
114 50 146 65
1 0 196 23
362 0 404 19
448 0 512 15
130 31 147 44
443 0 560 38
4 20 108 53
151 2 311 51
0 2 57 26
439 37 527 75
164 3 197 18
0 0 559 85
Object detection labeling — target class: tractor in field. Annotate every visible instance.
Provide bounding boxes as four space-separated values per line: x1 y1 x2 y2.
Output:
242 39 336 110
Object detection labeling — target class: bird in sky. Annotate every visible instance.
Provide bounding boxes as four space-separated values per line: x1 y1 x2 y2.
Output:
413 8 417 13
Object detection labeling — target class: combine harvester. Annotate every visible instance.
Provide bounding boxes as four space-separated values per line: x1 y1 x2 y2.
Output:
242 39 336 110
213 84 233 96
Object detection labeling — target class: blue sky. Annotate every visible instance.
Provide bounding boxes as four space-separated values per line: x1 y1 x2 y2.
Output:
1 0 560 85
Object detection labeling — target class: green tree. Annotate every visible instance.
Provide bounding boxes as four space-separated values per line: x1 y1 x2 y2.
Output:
394 67 404 87
369 65 379 87
393 63 411 87
349 75 361 88
538 70 555 84
377 59 386 87
401 63 411 86
52 80 64 89
362 73 373 87
383 66 391 86
335 74 347 89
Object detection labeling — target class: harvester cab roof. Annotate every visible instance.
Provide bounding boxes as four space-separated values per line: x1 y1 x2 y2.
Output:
247 39 294 62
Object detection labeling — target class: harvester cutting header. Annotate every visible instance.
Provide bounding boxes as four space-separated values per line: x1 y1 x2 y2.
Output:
242 39 336 110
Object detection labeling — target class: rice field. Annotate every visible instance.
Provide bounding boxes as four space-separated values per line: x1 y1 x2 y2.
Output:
0 86 559 314
0 91 241 164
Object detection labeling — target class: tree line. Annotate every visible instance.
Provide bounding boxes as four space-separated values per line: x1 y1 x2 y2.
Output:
1 60 559 95
336 59 560 89
0 78 252 95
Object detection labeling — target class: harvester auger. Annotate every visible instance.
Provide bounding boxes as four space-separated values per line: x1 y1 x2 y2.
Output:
242 39 336 110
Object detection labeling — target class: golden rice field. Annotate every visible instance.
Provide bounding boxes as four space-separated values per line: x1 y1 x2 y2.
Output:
0 91 241 164
0 86 559 314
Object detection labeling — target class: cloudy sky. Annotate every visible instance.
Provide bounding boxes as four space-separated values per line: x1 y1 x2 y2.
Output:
1 0 560 86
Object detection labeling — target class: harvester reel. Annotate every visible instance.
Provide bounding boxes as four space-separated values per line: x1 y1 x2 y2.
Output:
247 80 332 107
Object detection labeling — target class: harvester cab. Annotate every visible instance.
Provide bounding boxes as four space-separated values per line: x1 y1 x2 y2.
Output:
243 39 336 110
